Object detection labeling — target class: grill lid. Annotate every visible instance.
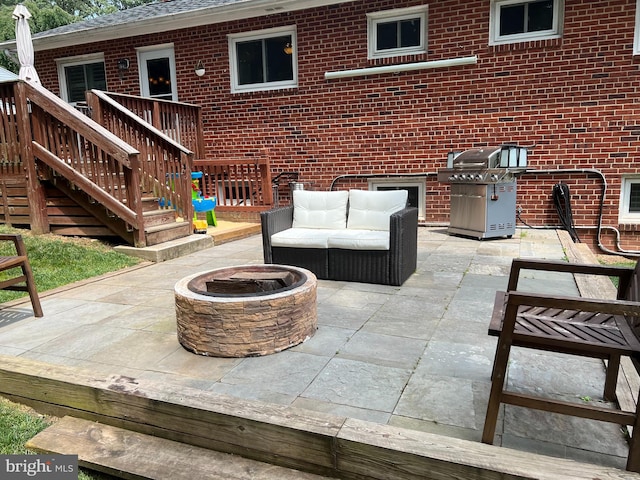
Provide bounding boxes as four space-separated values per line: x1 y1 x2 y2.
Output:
450 148 501 170
438 146 528 184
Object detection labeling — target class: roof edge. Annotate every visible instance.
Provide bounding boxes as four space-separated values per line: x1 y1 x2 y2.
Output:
0 0 355 52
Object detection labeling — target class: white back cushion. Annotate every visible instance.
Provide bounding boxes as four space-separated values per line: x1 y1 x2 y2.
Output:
292 190 349 229
347 189 408 231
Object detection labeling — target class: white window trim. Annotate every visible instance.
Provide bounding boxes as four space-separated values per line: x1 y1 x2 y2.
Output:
55 53 106 104
136 43 178 102
367 5 428 60
489 0 564 46
634 0 640 55
619 176 640 223
368 177 426 222
228 25 298 94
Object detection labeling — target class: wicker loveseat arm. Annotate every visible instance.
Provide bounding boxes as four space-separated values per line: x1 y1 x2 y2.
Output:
389 206 419 286
260 206 294 263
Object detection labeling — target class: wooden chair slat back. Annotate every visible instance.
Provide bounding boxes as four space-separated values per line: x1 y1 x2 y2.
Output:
623 260 640 342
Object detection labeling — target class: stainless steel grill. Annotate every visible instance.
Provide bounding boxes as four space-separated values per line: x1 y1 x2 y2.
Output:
437 147 527 240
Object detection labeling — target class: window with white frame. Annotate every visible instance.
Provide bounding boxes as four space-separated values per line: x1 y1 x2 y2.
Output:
138 45 178 101
367 5 427 59
619 176 640 223
489 0 563 46
368 178 426 222
56 54 106 104
228 26 297 93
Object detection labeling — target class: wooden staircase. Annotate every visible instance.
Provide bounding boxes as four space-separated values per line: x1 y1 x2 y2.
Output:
1 81 274 247
0 80 195 247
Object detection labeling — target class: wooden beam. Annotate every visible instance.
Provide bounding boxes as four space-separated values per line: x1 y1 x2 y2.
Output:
0 355 637 480
15 82 48 234
27 416 335 480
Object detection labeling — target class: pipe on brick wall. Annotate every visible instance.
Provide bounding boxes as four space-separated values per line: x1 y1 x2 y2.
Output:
518 168 640 257
324 56 478 80
329 172 436 191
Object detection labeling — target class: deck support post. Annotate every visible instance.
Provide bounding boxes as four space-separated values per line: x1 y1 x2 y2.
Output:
15 81 48 234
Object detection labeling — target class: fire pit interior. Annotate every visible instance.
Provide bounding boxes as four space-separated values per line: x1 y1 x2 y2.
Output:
175 265 317 357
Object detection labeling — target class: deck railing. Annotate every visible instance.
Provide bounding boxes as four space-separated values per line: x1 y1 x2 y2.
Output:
193 153 273 211
20 82 146 245
86 90 193 222
0 82 22 177
97 91 204 159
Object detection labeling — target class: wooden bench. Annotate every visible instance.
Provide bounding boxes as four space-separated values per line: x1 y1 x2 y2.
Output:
482 257 640 472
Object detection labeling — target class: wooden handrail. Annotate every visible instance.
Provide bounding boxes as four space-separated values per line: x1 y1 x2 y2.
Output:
98 90 204 159
25 83 138 167
88 90 192 156
21 81 146 246
86 90 194 223
32 143 137 226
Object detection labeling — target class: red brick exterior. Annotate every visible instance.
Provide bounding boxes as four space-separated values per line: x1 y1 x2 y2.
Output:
33 0 640 253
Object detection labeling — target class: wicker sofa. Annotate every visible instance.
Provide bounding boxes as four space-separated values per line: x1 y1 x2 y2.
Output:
260 189 418 286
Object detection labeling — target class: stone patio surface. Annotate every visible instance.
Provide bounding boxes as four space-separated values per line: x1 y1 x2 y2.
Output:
0 227 631 470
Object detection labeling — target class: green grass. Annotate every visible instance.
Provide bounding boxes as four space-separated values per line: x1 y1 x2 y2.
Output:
0 397 50 455
598 258 636 289
0 396 117 479
0 226 142 479
0 225 141 303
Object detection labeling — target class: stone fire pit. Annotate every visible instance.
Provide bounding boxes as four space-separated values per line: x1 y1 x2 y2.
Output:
174 265 317 357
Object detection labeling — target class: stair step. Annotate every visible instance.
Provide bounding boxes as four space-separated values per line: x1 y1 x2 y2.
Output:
141 196 163 213
27 416 337 480
143 208 178 228
145 221 191 246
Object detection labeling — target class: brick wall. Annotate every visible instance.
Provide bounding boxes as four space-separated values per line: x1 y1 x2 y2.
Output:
34 0 640 252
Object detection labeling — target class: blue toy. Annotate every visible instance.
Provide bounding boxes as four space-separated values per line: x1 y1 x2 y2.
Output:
191 172 217 231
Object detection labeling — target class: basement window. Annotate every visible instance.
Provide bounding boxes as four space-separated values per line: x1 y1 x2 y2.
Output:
489 0 564 45
367 5 428 60
619 176 640 223
228 26 297 93
368 178 426 222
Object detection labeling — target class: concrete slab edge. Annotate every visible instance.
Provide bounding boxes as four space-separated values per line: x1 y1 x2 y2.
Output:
114 234 213 262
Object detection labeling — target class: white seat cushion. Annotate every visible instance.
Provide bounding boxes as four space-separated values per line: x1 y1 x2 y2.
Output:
347 189 408 231
292 190 349 229
271 228 343 249
327 229 389 250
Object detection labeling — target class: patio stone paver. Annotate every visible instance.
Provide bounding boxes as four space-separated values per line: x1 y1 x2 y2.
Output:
394 373 477 429
335 330 426 369
301 357 412 412
217 350 332 398
0 226 633 471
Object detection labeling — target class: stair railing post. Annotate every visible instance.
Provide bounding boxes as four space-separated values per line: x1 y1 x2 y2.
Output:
15 81 49 234
125 152 146 247
260 148 273 207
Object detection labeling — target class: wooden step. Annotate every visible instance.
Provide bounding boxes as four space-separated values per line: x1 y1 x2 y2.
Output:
27 416 337 480
143 208 179 228
145 221 191 246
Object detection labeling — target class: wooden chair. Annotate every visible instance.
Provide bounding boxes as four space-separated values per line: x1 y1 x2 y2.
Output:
0 234 43 317
482 258 640 472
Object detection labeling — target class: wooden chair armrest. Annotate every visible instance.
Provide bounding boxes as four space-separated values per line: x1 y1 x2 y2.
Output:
507 258 634 293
